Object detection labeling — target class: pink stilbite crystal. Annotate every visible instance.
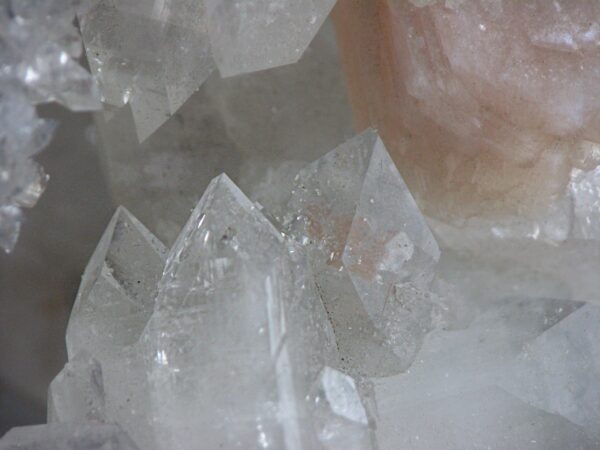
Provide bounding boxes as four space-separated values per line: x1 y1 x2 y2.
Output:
333 0 600 222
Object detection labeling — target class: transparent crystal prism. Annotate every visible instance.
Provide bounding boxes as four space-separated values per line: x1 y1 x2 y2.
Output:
286 129 440 376
142 173 337 449
66 206 167 449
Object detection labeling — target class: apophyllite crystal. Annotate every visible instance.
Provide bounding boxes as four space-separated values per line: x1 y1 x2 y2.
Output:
80 0 338 140
334 0 600 223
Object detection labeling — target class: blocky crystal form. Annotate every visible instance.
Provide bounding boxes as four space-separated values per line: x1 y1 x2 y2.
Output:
0 423 139 450
375 386 597 450
79 0 214 141
142 174 339 449
308 367 374 450
66 206 167 449
81 0 336 141
286 129 441 376
206 0 338 77
47 351 106 424
94 19 354 245
333 0 600 223
504 304 600 440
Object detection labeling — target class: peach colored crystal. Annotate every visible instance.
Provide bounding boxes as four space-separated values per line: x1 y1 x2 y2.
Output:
333 0 600 222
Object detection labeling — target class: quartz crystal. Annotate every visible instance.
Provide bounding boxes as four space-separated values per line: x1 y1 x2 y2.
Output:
47 351 106 424
0 423 139 450
66 206 167 450
0 0 100 253
142 173 344 449
93 20 354 245
285 129 445 376
81 0 337 141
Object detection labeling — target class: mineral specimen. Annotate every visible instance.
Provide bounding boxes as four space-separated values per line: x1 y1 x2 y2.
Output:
47 351 106 424
93 20 353 245
0 0 100 253
66 206 167 450
333 0 600 223
285 129 446 376
81 0 338 141
142 174 343 449
0 423 139 450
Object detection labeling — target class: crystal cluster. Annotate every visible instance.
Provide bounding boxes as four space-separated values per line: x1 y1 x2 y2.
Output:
2 130 600 449
80 0 338 140
0 0 100 253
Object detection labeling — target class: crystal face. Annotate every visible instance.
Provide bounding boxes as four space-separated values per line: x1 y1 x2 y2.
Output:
143 174 341 449
285 129 443 376
333 0 600 223
80 0 337 141
0 0 100 253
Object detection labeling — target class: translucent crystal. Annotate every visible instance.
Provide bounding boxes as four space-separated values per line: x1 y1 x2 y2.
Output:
504 303 600 439
0 0 100 253
206 0 338 77
66 206 167 449
47 351 106 424
94 20 354 245
333 0 600 222
376 386 597 450
286 129 441 376
308 367 375 450
79 0 214 141
0 423 139 450
142 174 338 449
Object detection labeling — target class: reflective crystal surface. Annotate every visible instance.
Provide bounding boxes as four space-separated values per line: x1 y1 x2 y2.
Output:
0 0 100 252
80 0 337 141
143 174 340 449
66 207 167 449
285 129 442 376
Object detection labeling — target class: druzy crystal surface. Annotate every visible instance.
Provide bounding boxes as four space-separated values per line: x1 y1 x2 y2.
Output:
0 0 100 253
80 0 337 141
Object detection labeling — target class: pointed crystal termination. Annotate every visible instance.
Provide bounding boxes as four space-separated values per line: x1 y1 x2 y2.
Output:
205 0 338 77
142 173 341 449
308 367 375 449
66 206 167 449
285 129 441 376
0 424 140 450
47 351 106 424
503 303 600 440
78 0 214 141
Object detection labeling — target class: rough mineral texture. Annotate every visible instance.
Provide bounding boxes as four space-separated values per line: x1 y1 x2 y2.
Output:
0 0 100 253
81 0 338 141
333 0 600 223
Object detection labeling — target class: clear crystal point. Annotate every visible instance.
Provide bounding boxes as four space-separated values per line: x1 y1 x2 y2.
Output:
143 173 338 449
286 129 440 376
65 206 167 449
